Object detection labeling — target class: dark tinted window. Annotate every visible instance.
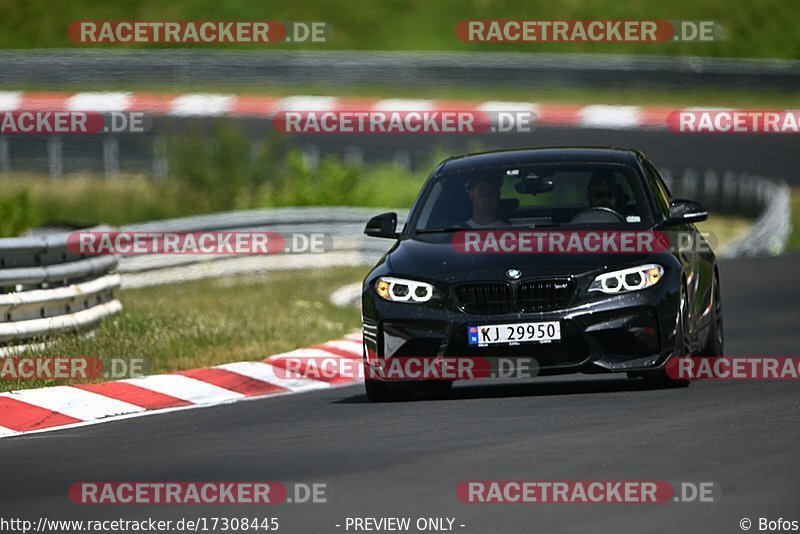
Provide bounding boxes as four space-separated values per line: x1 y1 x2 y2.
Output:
411 163 654 231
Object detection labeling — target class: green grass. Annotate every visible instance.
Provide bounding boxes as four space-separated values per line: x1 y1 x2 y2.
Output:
0 167 758 241
0 174 198 229
787 187 800 253
0 120 757 243
0 166 427 232
1 266 366 392
0 127 439 234
0 121 760 251
1 0 799 58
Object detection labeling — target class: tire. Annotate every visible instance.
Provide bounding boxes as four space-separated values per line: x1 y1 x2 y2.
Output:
640 283 691 388
364 379 413 402
363 348 414 402
698 273 724 357
419 380 454 394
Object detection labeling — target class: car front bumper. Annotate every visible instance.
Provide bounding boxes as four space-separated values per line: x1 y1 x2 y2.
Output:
362 279 681 381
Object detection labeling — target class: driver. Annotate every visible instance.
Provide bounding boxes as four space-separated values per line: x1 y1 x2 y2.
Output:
465 176 504 228
587 170 622 210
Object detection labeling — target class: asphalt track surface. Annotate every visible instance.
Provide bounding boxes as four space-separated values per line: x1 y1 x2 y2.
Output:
1 254 798 533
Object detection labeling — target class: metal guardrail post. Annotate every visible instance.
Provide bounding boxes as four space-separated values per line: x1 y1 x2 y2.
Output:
103 136 119 179
47 136 63 180
0 136 9 174
153 134 168 180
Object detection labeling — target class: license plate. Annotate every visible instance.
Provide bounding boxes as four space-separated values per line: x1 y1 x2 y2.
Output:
468 321 561 346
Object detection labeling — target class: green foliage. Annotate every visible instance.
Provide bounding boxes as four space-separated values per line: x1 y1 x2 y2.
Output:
0 190 33 237
0 124 435 233
787 188 800 253
167 120 429 210
0 0 799 58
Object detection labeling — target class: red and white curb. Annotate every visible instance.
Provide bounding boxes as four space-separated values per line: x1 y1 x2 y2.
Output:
0 332 364 439
0 90 684 130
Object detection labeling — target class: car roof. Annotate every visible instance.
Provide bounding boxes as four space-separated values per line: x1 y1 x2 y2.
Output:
438 147 643 173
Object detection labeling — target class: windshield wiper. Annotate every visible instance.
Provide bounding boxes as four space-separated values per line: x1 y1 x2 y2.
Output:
414 227 468 234
522 223 561 229
416 223 562 234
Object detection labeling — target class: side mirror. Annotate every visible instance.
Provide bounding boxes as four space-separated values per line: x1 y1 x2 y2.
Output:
667 199 708 225
364 212 398 238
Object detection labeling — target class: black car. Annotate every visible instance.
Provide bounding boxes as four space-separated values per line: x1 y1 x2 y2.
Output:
361 147 723 401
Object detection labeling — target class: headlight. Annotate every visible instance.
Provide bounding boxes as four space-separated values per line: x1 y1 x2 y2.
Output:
588 264 664 294
375 277 434 303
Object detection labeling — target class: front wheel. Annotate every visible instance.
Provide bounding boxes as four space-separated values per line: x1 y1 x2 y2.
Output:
699 273 724 357
364 379 413 402
419 380 453 394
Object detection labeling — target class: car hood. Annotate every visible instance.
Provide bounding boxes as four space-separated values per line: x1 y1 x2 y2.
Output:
385 235 665 283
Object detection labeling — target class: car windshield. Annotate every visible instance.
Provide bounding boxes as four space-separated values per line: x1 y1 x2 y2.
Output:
411 162 653 232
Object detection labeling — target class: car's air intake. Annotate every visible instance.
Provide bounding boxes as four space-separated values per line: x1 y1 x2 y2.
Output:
454 279 574 314
454 282 513 314
518 279 574 312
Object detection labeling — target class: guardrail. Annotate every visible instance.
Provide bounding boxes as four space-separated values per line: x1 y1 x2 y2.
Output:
661 168 792 257
2 50 799 90
0 167 789 348
117 207 399 288
0 227 121 347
